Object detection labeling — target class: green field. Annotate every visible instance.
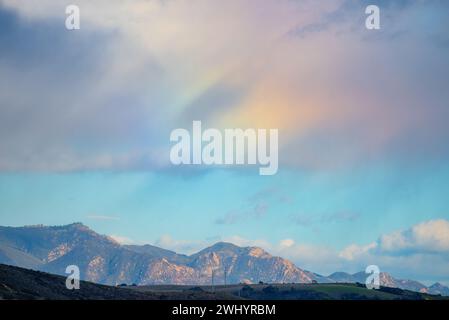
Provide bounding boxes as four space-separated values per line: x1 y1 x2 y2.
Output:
131 282 448 300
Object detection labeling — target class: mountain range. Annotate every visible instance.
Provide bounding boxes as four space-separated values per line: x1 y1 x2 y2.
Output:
0 223 448 296
3 263 446 300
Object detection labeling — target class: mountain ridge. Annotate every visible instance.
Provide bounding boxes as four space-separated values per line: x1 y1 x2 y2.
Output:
0 223 447 295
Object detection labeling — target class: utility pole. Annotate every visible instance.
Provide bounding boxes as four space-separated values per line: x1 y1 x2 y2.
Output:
211 268 215 293
224 264 228 286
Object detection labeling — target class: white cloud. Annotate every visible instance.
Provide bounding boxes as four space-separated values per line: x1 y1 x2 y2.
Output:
338 219 449 261
3 1 448 173
279 238 295 248
109 234 134 245
274 240 344 273
339 242 377 261
379 219 449 254
332 219 449 282
154 234 209 255
221 235 271 249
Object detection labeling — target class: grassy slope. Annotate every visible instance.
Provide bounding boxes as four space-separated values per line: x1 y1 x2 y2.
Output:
133 283 447 300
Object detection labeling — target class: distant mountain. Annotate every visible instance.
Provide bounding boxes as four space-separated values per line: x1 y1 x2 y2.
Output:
328 272 359 283
428 283 449 296
0 223 447 296
0 223 321 286
327 271 447 296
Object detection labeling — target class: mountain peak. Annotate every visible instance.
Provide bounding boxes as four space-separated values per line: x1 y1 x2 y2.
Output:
49 222 99 237
66 222 90 229
205 242 241 251
430 282 444 287
22 222 92 232
428 282 449 296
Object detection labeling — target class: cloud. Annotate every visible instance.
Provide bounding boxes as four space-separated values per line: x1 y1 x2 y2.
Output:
0 2 174 172
1 1 449 173
215 188 275 225
279 238 295 248
108 234 134 245
339 242 377 261
247 187 280 203
332 219 449 282
215 211 243 225
154 235 209 255
338 219 449 262
277 242 343 273
291 211 361 227
378 219 449 254
214 203 268 225
221 235 271 250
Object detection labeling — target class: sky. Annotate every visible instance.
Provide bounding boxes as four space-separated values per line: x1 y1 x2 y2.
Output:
0 0 449 285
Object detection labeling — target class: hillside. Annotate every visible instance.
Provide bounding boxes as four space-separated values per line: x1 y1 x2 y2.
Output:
1 264 447 300
0 263 155 300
